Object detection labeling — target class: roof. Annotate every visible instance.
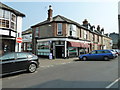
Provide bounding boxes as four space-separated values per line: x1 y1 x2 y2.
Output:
31 15 82 28
0 2 25 17
31 14 111 39
22 28 32 35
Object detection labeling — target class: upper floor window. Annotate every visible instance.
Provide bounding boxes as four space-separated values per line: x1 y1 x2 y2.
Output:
84 30 87 39
0 9 4 18
70 24 76 37
93 34 95 41
35 27 39 37
0 19 9 28
80 28 81 38
11 13 16 22
97 35 99 42
5 10 10 19
0 9 10 19
57 23 62 35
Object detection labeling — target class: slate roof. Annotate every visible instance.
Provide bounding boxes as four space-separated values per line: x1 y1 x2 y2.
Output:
0 2 25 17
31 15 82 28
31 14 111 39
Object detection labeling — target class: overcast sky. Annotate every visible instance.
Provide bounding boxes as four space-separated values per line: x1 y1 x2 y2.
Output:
2 0 119 34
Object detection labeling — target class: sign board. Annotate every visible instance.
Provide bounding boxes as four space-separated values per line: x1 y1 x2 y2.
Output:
16 37 22 43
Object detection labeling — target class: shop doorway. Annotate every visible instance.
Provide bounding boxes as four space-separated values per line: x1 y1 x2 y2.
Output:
55 46 64 58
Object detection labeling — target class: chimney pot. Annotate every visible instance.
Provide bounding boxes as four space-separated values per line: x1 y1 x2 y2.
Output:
83 19 89 28
47 5 53 21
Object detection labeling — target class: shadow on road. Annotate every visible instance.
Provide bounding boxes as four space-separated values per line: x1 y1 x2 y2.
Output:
21 79 118 88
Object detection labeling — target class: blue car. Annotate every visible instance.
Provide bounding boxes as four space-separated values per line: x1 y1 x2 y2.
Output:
79 50 115 61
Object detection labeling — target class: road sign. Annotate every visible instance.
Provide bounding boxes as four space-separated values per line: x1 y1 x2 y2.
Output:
16 37 22 43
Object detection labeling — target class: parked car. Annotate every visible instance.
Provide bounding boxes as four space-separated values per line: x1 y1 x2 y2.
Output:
109 49 118 57
79 50 115 61
0 52 39 76
111 49 120 56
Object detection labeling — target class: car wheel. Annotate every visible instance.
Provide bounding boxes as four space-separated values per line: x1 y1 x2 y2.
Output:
28 63 37 73
82 56 87 61
104 56 109 61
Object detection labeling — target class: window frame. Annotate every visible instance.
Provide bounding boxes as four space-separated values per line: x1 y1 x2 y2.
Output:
57 23 62 35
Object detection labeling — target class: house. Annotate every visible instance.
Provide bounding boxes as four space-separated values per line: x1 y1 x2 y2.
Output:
0 2 25 55
31 5 112 59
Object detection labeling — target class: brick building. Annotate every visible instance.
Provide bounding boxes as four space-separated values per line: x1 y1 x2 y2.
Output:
31 5 112 59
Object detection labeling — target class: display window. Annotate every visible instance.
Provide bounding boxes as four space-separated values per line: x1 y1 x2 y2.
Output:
37 42 50 56
68 47 78 57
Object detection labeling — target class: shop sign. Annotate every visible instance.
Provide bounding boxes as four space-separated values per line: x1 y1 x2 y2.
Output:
16 37 22 43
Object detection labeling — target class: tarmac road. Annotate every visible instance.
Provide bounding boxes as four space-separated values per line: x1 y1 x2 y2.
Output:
1 57 119 89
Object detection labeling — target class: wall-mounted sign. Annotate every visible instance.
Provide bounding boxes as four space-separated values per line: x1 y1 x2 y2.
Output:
16 37 22 43
0 29 9 36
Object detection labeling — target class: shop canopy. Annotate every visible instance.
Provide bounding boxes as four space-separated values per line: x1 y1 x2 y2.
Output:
68 41 89 48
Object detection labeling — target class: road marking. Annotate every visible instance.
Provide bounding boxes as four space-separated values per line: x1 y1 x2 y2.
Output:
106 77 120 88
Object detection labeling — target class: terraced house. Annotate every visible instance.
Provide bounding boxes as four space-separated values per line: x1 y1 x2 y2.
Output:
0 2 25 55
31 5 112 59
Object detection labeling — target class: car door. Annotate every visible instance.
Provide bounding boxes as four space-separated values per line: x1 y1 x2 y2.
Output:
1 53 16 74
95 50 104 60
88 50 97 60
14 53 29 71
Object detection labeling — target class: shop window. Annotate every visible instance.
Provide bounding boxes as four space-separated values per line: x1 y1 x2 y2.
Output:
57 23 62 35
27 43 32 51
68 47 77 57
37 42 50 56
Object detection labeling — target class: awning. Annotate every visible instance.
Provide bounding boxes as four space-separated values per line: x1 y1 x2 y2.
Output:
84 43 89 48
68 42 81 47
68 42 89 48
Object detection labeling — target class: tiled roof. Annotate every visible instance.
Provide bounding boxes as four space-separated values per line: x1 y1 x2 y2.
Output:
0 2 25 17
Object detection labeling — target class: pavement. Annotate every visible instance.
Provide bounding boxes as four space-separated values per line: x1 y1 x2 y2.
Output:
39 57 79 68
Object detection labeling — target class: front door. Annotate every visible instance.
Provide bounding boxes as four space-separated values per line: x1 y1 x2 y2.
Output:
55 46 63 58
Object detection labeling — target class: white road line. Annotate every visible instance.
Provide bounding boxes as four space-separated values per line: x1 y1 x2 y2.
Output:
106 77 120 88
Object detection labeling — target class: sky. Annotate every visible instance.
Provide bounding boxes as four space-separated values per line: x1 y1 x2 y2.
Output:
2 0 119 34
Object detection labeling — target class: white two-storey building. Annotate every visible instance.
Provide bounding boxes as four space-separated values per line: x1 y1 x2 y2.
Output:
0 2 25 55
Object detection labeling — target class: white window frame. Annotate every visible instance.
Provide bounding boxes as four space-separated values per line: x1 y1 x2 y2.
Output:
57 23 62 35
69 24 77 37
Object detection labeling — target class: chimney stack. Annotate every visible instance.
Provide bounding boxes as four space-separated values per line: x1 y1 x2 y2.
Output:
101 28 104 35
83 19 89 28
97 25 100 32
47 5 53 21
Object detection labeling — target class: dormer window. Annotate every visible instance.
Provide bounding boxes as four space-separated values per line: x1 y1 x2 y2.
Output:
57 23 62 35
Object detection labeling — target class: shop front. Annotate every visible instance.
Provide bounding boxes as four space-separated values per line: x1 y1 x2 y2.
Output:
1 38 15 54
36 38 90 59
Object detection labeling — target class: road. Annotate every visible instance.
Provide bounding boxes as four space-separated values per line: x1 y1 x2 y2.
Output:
1 57 119 89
